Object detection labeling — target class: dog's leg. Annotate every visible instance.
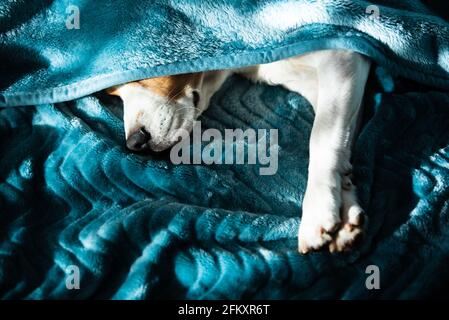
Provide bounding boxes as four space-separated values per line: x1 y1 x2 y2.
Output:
245 50 370 252
237 60 319 107
296 50 370 253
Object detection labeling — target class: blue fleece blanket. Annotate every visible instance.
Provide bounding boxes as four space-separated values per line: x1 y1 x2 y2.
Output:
1 0 449 299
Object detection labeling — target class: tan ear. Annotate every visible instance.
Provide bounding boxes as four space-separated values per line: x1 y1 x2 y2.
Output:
106 86 121 96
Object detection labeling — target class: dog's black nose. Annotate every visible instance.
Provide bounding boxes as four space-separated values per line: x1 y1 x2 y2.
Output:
126 127 151 152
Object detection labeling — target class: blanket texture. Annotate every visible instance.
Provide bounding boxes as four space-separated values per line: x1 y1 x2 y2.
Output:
1 0 449 299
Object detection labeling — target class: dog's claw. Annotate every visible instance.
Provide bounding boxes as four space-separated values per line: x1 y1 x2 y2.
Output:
328 211 367 252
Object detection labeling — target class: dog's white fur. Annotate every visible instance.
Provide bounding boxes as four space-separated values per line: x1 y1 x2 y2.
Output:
111 49 371 253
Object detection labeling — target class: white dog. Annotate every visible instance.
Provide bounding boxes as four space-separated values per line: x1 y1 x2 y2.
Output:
108 49 371 253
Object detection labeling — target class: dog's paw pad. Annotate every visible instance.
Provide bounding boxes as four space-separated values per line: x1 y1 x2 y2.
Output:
298 221 340 254
329 211 366 253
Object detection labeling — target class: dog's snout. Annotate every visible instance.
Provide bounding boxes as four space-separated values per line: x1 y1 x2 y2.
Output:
126 127 151 152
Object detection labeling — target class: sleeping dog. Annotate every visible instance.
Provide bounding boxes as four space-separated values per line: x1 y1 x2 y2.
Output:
107 49 371 253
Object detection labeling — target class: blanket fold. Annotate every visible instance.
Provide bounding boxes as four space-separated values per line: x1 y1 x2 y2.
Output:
1 0 449 106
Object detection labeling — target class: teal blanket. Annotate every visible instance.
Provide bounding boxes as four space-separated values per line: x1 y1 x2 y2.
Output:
1 0 449 299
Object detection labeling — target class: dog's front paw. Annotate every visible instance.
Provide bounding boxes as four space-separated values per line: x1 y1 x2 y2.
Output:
298 185 341 254
298 172 367 254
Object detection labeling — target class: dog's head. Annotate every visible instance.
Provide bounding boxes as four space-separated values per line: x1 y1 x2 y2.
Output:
108 72 209 152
